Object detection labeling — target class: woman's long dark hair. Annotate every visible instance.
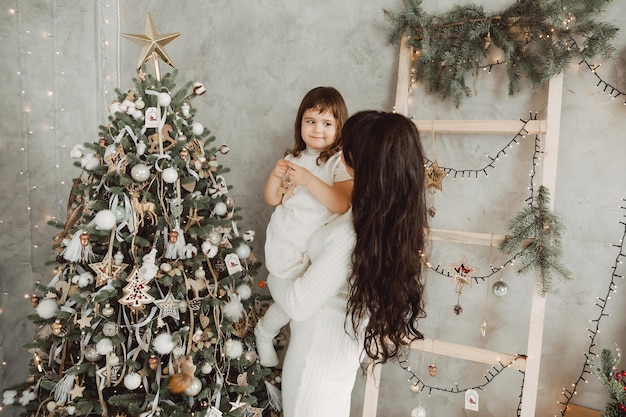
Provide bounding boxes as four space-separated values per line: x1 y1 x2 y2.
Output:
287 86 348 165
342 110 428 365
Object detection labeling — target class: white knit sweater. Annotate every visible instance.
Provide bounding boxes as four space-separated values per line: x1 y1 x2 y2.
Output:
268 210 364 417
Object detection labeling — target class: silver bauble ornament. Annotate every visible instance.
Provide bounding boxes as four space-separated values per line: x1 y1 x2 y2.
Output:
114 206 127 222
184 377 202 396
492 280 508 297
131 163 151 182
162 167 178 184
207 231 221 245
84 345 102 362
235 244 251 259
242 350 257 365
410 405 426 417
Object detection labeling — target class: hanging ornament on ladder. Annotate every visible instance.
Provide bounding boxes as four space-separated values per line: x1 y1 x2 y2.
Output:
450 255 478 315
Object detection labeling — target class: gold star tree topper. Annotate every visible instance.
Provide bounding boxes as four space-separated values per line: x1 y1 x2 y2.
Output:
122 13 180 78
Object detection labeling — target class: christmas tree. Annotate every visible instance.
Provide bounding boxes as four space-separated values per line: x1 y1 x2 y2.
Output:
1 14 279 417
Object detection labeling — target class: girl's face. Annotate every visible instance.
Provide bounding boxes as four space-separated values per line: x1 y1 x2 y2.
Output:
300 108 337 151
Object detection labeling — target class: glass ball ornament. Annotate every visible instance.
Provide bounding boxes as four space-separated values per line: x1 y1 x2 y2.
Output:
134 97 145 110
191 122 204 136
184 377 202 396
124 372 142 390
162 167 178 184
131 163 151 182
207 231 221 245
157 92 171 107
410 405 426 417
84 345 102 362
102 303 115 317
235 244 251 259
214 202 227 217
492 280 508 297
114 206 127 222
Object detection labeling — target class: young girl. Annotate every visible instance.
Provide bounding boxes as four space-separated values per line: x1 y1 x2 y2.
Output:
254 87 353 367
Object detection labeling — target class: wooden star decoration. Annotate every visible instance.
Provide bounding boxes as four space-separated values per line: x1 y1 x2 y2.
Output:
184 207 205 233
104 144 128 174
213 226 233 248
450 256 479 289
122 13 181 70
69 383 85 400
89 256 129 287
242 405 264 417
75 314 93 330
425 160 446 192
154 291 181 320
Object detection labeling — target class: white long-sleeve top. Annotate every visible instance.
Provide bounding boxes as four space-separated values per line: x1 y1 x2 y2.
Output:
268 210 365 417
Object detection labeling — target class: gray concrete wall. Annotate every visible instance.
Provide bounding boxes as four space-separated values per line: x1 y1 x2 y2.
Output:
0 1 624 416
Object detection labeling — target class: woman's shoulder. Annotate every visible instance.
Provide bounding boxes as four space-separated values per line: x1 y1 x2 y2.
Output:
324 211 355 240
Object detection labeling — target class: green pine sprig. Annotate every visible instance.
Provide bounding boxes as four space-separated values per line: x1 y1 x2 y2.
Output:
500 185 571 295
384 0 618 106
587 347 626 417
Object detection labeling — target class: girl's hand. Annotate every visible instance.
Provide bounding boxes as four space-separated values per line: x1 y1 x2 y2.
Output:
287 162 313 187
272 159 289 179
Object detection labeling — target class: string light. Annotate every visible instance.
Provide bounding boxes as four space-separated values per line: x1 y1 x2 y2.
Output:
424 115 543 283
556 200 626 416
423 115 537 181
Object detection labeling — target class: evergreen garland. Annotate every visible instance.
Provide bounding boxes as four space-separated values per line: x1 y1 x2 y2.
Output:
500 185 571 295
587 347 626 417
384 0 619 106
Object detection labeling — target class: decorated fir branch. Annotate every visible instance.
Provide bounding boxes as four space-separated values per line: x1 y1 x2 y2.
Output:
384 0 618 106
500 185 571 295
587 347 626 417
1 15 278 417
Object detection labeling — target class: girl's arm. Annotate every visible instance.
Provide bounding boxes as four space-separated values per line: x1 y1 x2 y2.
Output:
264 159 290 206
287 163 353 213
267 218 354 321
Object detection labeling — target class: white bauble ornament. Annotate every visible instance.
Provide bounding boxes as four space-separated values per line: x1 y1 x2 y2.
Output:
84 345 102 362
410 405 426 417
207 231 221 245
67 405 76 415
214 202 227 216
492 280 508 297
194 268 206 279
178 300 188 313
224 339 243 359
235 244 251 259
236 284 252 300
162 167 179 184
136 141 147 156
114 206 127 222
94 209 117 230
132 109 143 120
134 97 145 110
157 92 171 107
47 401 57 412
131 163 151 182
108 353 120 366
96 338 114 355
201 362 213 374
184 377 202 396
124 372 142 390
152 333 175 355
191 122 204 136
181 102 190 118
36 298 58 319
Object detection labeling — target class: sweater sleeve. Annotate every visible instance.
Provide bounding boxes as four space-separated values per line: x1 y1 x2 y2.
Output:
267 217 354 322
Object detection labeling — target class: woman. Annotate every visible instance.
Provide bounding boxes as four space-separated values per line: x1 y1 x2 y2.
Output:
267 110 428 417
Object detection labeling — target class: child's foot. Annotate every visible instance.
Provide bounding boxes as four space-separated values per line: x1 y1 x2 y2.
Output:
254 325 279 367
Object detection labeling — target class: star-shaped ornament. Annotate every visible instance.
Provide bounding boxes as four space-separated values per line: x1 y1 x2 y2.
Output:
122 13 181 70
89 256 128 287
75 314 93 330
450 256 479 289
104 144 128 174
155 291 181 320
69 383 86 400
184 207 205 233
229 395 248 411
425 160 446 192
